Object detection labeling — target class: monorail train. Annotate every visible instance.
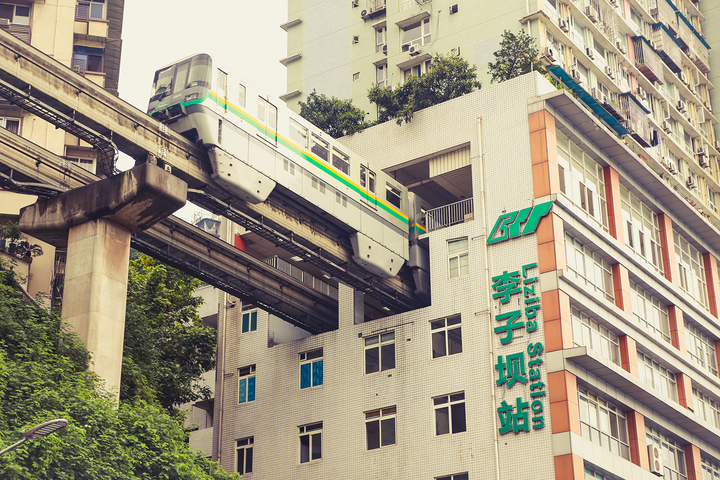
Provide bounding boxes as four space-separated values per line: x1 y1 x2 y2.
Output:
147 53 429 296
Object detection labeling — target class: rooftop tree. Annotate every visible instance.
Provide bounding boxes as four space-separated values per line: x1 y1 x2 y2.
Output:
487 29 547 84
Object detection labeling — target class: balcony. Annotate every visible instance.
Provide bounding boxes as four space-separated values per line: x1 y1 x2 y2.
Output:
621 92 653 147
0 23 29 44
632 36 664 84
425 198 473 232
652 24 683 73
651 0 679 34
262 256 338 299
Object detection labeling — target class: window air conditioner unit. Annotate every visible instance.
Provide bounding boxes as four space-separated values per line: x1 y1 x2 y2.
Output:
543 46 555 61
382 44 388 54
450 46 461 57
73 65 83 74
662 120 672 133
605 66 615 79
571 68 582 82
680 71 688 84
715 140 720 151
360 9 369 18
704 101 712 113
700 155 710 168
586 5 598 22
586 47 595 59
559 18 569 32
409 44 421 55
0 19 9 26
616 40 627 54
636 87 647 100
677 100 687 113
649 39 657 49
687 176 697 189
591 87 603 102
697 144 708 156
352 0 359 6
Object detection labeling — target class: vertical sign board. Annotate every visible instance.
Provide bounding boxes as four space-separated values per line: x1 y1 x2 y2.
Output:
487 201 553 436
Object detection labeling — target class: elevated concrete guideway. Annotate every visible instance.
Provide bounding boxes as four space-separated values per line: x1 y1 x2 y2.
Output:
0 28 423 314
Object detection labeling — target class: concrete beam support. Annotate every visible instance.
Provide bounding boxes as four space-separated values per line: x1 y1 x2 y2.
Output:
553 454 584 480
529 110 560 199
619 335 640 377
703 253 720 318
612 263 632 315
537 213 566 274
18 164 187 399
685 444 704 480
542 289 573 352
548 370 581 435
603 166 624 244
676 373 694 412
669 306 687 354
627 410 650 470
658 214 678 286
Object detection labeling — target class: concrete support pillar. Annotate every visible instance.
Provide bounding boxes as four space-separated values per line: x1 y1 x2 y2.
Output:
548 370 581 435
19 164 186 400
529 110 560 199
619 335 639 377
603 166 624 244
612 263 632 315
658 214 678 286
62 219 131 392
703 253 720 318
542 289 573 352
676 373 694 412
537 213 566 274
685 444 704 480
627 410 649 470
669 305 687 354
553 454 584 480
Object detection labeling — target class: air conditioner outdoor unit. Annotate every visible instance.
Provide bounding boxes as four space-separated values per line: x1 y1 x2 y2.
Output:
687 176 697 189
678 100 687 113
605 66 615 78
352 0 359 6
608 0 617 6
591 87 603 101
382 44 387 54
559 18 569 32
680 71 688 84
715 140 720 151
697 144 708 156
408 44 421 55
0 19 9 26
360 9 369 18
571 68 582 82
586 47 595 59
616 40 627 54
73 65 83 74
586 5 598 22
700 155 710 168
451 46 461 57
705 101 712 112
637 87 647 100
543 46 555 61
662 120 672 133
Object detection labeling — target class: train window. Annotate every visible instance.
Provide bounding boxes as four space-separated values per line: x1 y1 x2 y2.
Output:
283 158 296 175
174 62 189 94
311 134 329 161
332 147 350 175
361 165 376 194
151 67 174 100
312 176 326 194
238 84 246 108
258 97 266 122
290 118 308 148
386 184 402 209
187 55 212 89
336 192 348 207
268 103 278 132
218 69 228 101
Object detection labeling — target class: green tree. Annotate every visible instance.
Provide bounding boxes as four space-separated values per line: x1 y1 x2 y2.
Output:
487 30 547 84
368 53 482 125
298 90 372 138
121 255 217 411
0 260 237 479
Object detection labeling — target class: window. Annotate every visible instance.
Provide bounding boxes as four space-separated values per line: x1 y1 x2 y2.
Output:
702 454 720 479
437 474 468 480
311 133 329 161
311 176 326 194
434 392 466 435
693 387 720 429
564 234 614 302
585 467 621 479
365 331 395 374
620 185 664 275
448 238 469 279
376 63 387 88
431 315 462 358
639 352 677 402
72 46 103 73
300 348 323 389
402 60 431 82
299 422 322 463
332 147 350 175
257 97 278 140
365 407 396 450
375 25 386 52
0 3 29 25
0 117 19 134
238 365 256 404
289 118 308 149
685 322 718 376
630 282 670 343
238 84 246 108
570 307 620 366
241 310 257 334
578 388 630 459
401 17 431 52
557 130 608 229
353 72 360 81
235 436 253 475
386 183 401 209
64 157 96 174
646 425 687 480
360 165 375 193
674 232 708 309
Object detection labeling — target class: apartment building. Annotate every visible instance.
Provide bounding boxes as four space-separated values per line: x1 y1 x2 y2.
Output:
0 0 124 300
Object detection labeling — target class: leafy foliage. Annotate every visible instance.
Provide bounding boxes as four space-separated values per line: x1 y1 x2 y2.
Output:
487 30 547 84
122 256 217 411
368 53 482 125
0 261 237 479
298 90 372 138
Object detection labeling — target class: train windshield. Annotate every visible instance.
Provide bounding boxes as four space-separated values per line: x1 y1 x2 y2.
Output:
150 54 212 102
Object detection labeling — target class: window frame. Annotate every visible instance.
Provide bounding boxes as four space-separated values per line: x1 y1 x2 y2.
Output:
241 309 258 334
448 238 469 279
364 331 396 374
639 352 678 402
433 391 467 436
645 424 687 480
0 2 29 25
400 17 431 52
685 321 718 376
570 306 620 366
235 436 254 475
564 233 615 302
238 365 256 404
578 387 630 460
299 348 323 389
630 281 670 343
430 315 462 359
299 422 323 464
365 406 397 450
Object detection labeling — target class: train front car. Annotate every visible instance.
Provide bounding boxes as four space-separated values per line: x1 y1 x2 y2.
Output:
147 54 276 204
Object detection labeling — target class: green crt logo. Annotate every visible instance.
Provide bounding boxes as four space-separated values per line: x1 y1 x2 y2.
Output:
487 201 554 245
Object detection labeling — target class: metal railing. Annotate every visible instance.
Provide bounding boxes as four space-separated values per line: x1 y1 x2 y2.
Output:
425 198 474 232
263 256 339 300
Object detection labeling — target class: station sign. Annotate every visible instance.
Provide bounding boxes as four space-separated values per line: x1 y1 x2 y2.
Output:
487 201 554 245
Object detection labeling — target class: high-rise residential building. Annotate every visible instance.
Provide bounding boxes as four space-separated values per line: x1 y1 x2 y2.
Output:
0 0 124 301
205 0 720 478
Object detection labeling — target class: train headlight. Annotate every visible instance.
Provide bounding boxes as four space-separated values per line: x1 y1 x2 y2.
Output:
185 93 199 102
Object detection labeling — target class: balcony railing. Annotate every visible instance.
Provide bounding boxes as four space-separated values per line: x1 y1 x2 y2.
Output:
0 23 29 44
633 36 664 84
425 198 474 232
263 256 338 299
651 0 679 34
652 24 683 73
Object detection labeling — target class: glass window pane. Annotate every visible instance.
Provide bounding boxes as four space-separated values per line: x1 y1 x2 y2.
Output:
246 447 253 473
300 363 311 389
366 347 380 374
247 377 255 402
311 433 322 460
365 335 379 346
448 327 463 355
381 343 395 371
90 3 103 18
436 406 450 435
300 434 310 463
237 447 245 473
366 420 380 450
238 378 246 404
250 311 257 331
381 417 396 446
432 331 447 358
451 402 467 433
312 360 323 386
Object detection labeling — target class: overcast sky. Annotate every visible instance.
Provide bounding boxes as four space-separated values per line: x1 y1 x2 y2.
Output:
116 0 289 220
